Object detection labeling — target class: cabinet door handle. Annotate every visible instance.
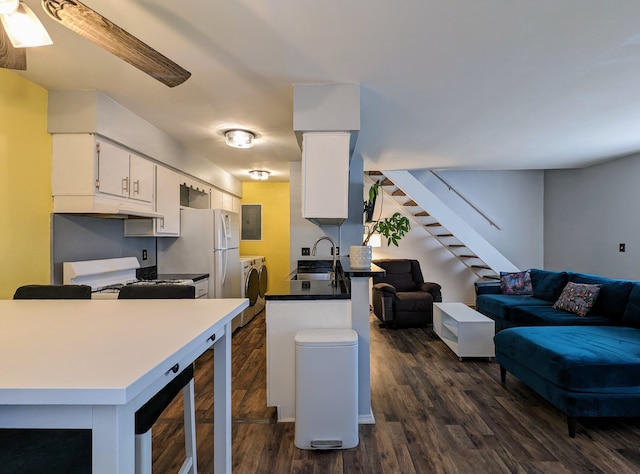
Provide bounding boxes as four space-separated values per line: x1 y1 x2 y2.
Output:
133 179 140 195
122 177 129 194
160 217 165 229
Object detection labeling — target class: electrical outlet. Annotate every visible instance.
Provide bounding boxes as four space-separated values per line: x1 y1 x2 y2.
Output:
142 249 148 260
302 247 310 256
620 243 626 253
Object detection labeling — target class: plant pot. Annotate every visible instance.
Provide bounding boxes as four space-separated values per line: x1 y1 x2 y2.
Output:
349 245 372 269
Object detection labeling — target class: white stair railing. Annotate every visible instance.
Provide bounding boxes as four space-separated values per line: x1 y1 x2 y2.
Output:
382 170 519 274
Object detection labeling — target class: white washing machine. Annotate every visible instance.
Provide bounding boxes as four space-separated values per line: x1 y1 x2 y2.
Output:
254 256 267 317
239 256 265 329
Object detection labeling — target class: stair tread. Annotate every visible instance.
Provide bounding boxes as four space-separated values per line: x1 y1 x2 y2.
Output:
471 265 491 269
415 211 430 216
448 244 466 248
404 200 418 206
392 189 406 196
366 171 383 176
424 223 442 227
380 178 394 186
435 233 454 237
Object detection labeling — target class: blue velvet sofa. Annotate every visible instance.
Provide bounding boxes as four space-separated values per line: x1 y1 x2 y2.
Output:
475 268 639 332
475 269 640 437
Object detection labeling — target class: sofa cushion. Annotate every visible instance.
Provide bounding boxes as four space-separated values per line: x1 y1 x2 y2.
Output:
568 272 633 322
530 269 568 302
623 284 640 328
500 270 533 296
476 294 551 322
394 291 433 312
552 282 601 317
495 326 640 391
509 305 613 327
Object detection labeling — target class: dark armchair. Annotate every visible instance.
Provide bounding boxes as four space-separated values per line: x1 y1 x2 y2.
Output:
372 259 442 328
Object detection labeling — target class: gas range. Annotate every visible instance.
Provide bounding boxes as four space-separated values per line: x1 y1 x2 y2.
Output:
63 258 194 299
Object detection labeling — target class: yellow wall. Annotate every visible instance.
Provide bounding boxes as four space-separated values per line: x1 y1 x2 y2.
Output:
0 70 52 299
240 181 290 289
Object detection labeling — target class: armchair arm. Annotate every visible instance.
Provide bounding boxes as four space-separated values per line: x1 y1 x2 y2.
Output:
420 282 442 302
474 281 501 295
373 282 397 295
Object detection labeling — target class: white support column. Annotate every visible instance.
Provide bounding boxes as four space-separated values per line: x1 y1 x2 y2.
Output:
350 276 375 424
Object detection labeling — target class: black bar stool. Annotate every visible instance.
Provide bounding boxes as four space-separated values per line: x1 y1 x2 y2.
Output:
118 284 197 474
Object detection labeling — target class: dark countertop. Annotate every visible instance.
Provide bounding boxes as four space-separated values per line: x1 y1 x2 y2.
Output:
265 258 385 301
137 266 209 282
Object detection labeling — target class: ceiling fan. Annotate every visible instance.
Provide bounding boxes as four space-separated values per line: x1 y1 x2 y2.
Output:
0 0 191 87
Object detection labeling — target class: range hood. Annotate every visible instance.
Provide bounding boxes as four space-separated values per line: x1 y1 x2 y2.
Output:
53 195 163 219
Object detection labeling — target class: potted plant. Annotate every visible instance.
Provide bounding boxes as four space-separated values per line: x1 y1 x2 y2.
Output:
351 182 412 268
364 180 380 223
363 211 411 246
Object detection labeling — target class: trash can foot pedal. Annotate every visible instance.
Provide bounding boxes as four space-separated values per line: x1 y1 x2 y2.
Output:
310 440 343 449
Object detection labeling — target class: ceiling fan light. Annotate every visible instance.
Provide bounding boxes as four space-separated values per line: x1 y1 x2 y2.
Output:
249 170 270 181
225 129 255 149
1 2 52 48
0 0 18 15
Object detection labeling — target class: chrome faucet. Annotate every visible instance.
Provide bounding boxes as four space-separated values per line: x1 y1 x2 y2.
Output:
311 236 337 282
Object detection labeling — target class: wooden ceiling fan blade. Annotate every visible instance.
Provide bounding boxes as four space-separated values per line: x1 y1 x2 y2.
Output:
42 0 190 87
0 24 27 70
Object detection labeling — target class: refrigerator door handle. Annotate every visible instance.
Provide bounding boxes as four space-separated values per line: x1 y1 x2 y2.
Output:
221 250 228 286
220 212 230 250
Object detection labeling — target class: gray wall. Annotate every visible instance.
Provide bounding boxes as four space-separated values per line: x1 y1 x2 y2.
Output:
51 214 156 284
545 152 640 279
373 169 544 304
412 169 545 270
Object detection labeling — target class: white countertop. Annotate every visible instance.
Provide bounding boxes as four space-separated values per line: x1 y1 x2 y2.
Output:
0 298 248 405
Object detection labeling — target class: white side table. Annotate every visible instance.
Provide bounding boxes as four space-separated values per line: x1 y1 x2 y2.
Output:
433 302 495 360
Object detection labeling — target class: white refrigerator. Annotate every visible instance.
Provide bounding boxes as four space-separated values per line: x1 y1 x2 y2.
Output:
158 208 241 300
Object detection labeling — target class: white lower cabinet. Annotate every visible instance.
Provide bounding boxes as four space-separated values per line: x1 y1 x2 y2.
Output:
266 300 351 422
194 278 209 298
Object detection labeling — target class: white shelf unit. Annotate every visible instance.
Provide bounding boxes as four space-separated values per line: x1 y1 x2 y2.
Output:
433 302 495 360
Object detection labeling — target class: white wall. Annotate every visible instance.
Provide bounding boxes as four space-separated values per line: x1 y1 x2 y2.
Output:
545 152 640 279
372 169 544 305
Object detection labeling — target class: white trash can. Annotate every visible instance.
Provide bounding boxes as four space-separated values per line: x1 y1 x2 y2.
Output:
294 328 359 450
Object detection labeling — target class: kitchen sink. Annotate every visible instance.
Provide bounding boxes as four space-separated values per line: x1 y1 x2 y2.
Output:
288 272 334 281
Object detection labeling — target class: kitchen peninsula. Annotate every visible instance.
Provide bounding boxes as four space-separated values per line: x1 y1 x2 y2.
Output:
265 259 384 423
0 298 248 473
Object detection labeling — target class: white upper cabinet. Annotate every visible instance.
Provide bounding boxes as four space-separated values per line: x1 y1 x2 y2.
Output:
211 187 239 212
124 164 180 237
94 140 153 203
302 132 350 226
52 134 158 217
128 154 154 203
154 165 180 235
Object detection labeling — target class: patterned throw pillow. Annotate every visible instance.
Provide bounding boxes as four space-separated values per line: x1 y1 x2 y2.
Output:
500 270 533 296
552 282 602 316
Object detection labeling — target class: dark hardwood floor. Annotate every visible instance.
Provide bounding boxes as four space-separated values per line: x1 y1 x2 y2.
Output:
153 311 640 473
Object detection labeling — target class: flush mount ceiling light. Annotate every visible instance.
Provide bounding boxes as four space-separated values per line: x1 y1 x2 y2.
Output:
0 0 18 15
249 170 270 181
225 129 255 149
0 1 53 48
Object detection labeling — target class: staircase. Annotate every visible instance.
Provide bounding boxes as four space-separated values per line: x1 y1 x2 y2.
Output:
366 170 519 280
